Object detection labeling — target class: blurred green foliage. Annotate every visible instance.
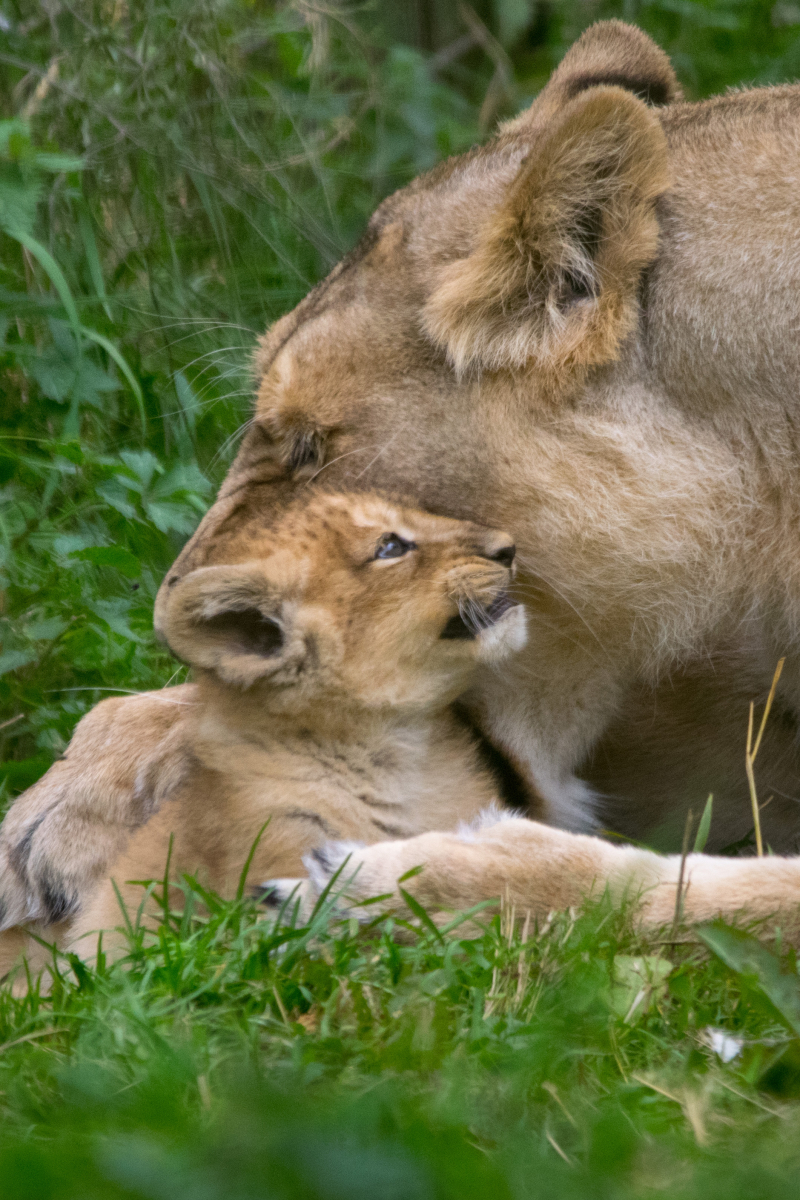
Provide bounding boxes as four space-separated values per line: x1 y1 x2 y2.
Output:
0 0 484 797
2 885 800 1198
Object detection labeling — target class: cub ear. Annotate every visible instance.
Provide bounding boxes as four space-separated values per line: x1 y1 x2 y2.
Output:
422 86 670 378
159 565 288 688
505 21 680 133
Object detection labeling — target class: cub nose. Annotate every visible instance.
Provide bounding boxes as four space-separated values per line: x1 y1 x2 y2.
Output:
486 542 516 569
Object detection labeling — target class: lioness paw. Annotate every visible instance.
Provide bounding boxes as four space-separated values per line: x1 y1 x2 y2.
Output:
259 818 597 924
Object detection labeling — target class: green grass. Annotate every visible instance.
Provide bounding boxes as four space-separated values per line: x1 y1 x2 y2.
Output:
4 1 800 1193
4 886 800 1198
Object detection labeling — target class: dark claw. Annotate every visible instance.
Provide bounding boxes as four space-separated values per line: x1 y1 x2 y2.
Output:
253 884 283 908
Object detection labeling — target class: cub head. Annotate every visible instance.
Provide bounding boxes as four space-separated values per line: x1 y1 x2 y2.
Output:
155 492 526 715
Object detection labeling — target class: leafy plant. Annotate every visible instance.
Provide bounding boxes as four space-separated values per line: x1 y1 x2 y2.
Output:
0 1 482 800
3 888 800 1198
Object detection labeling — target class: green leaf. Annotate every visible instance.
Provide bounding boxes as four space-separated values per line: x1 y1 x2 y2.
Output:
53 440 84 465
34 152 85 173
24 617 68 641
607 955 673 1022
27 344 78 401
5 228 81 339
399 887 444 942
119 449 161 490
95 478 139 520
28 342 119 407
151 461 212 499
0 756 53 792
0 118 30 158
81 326 146 435
694 794 714 853
68 546 141 578
697 922 800 1035
0 647 38 676
144 499 200 536
88 598 140 642
0 167 41 234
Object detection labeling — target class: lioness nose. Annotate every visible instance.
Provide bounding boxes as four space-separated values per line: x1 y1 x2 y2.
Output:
485 542 516 569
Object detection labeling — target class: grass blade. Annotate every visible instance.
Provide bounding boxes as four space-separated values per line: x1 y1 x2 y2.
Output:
236 820 270 900
81 325 147 436
399 886 444 942
8 227 81 338
77 205 113 320
693 795 713 853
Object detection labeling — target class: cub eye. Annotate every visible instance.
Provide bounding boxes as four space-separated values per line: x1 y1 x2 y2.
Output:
374 532 417 560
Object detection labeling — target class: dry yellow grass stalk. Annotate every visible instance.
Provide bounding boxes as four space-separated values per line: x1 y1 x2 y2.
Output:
745 658 785 857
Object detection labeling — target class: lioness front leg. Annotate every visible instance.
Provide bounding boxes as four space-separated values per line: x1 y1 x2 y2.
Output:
262 815 800 941
260 816 640 923
0 685 196 933
465 630 630 832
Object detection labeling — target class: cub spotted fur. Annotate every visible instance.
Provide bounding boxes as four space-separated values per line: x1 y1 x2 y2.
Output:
0 492 525 973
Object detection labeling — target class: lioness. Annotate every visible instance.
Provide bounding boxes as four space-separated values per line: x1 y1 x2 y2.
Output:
4 20 800 937
0 491 526 972
157 20 800 834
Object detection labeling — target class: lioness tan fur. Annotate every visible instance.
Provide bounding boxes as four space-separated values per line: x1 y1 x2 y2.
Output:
159 22 800 826
263 809 800 944
4 19 800 945
0 492 525 974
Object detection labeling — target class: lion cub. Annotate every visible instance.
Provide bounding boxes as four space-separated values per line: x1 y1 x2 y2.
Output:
0 492 525 970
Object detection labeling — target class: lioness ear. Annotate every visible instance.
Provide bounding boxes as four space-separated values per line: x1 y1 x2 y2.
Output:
422 87 670 377
505 21 680 133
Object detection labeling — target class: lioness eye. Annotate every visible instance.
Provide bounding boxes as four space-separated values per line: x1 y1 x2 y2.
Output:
374 533 416 560
285 429 324 473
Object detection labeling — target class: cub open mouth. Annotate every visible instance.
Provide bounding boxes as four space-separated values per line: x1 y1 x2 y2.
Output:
440 592 517 640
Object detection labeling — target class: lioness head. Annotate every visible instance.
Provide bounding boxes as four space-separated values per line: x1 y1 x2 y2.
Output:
159 21 680 615
156 492 525 714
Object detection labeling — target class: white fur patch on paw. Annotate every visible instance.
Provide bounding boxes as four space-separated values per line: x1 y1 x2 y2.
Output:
257 841 368 923
456 802 522 842
256 877 307 909
303 840 365 892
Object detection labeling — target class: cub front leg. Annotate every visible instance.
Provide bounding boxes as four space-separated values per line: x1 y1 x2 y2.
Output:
0 685 195 932
262 813 800 941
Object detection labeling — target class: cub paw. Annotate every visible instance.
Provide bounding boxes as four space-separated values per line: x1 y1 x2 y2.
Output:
256 877 317 921
256 840 372 922
0 863 30 932
0 829 80 931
